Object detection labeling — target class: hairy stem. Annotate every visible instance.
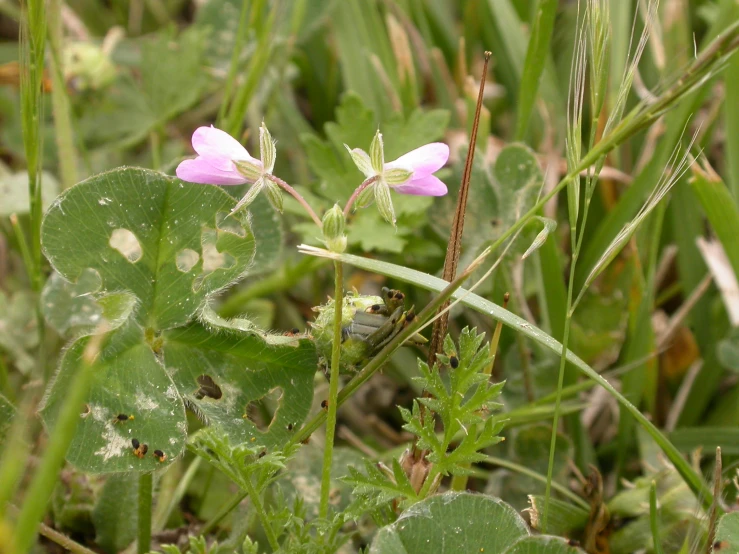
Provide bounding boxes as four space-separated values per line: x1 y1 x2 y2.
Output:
265 173 323 228
343 176 378 216
244 476 279 551
319 261 343 518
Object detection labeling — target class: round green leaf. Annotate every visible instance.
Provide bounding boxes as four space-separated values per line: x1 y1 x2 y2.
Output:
369 492 529 554
42 167 256 330
504 536 585 554
39 329 187 473
715 512 739 553
163 321 316 450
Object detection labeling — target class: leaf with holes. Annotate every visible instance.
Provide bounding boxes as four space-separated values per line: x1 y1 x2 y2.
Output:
369 492 529 553
39 326 187 473
42 167 256 330
38 167 266 473
162 320 316 450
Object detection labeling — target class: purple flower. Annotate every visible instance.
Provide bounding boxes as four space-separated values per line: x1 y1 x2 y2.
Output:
346 131 449 223
176 126 263 186
383 143 449 196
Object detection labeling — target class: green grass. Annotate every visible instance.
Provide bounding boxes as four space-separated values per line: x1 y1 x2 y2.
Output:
3 1 739 552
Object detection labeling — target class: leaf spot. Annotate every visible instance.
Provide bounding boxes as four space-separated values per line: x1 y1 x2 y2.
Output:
109 229 143 263
176 249 200 272
244 387 284 432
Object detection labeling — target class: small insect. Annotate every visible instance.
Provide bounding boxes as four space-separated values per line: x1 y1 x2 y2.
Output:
449 355 459 369
114 413 134 424
313 288 427 374
287 423 294 431
153 449 167 463
194 374 222 400
321 399 329 410
567 539 580 547
285 327 301 337
714 541 728 551
132 439 148 458
258 450 266 458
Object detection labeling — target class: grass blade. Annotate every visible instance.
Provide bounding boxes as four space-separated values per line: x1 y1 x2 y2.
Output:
514 0 558 140
300 247 715 510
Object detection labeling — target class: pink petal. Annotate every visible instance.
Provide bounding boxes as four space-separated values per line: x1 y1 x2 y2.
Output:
393 174 448 196
176 157 248 185
191 126 257 171
385 143 449 178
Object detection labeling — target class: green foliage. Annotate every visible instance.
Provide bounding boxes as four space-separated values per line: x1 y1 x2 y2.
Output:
301 92 447 253
38 168 314 473
369 492 530 553
79 28 207 148
715 512 739 553
92 473 139 553
401 329 505 476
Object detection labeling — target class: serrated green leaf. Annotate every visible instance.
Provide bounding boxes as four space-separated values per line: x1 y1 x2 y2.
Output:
369 492 529 553
79 29 207 148
42 167 256 330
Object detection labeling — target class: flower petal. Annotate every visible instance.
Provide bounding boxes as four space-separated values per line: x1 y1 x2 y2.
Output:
191 126 256 171
392 174 448 196
176 157 248 185
385 143 449 178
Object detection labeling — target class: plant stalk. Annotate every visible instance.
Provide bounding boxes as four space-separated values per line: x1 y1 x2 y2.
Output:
266 174 323 228
244 476 279 551
319 260 343 518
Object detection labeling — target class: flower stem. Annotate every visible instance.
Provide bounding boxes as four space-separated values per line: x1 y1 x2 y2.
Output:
319 260 343 519
137 472 152 554
290 250 490 447
343 176 378 216
265 173 323 228
244 476 279 551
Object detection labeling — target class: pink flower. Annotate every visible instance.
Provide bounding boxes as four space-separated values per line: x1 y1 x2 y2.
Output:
383 143 449 196
346 132 449 224
176 126 263 186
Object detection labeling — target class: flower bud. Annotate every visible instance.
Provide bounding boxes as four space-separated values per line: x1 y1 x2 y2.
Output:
322 204 346 253
322 204 345 240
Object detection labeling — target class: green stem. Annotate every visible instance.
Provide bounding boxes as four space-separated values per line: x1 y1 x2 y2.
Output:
319 261 343 518
38 521 99 554
47 0 78 189
649 480 664 554
290 249 490 447
13 336 98 552
265 174 323 228
153 458 202 532
244 476 279 551
217 0 250 127
137 472 152 554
